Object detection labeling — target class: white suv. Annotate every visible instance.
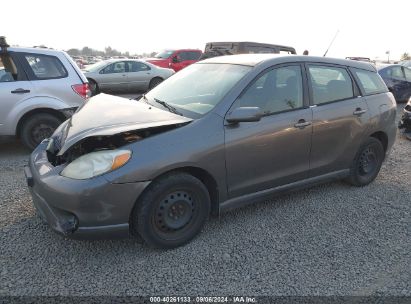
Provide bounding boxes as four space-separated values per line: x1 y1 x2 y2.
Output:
0 37 89 149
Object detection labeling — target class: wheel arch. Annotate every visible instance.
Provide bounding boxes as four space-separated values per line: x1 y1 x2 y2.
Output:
135 166 220 217
369 131 388 153
16 108 66 138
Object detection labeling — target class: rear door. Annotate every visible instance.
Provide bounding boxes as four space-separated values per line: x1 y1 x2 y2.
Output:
126 61 152 91
307 64 369 177
225 64 313 198
0 52 35 135
16 52 84 106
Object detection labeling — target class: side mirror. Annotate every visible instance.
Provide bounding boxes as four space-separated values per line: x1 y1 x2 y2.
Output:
226 107 263 124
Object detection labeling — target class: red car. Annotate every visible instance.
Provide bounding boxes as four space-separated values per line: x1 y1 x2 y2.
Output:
147 49 202 72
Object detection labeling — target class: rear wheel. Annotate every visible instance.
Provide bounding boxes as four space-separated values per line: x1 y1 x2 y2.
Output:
148 77 163 90
131 173 210 248
20 113 62 150
346 137 384 187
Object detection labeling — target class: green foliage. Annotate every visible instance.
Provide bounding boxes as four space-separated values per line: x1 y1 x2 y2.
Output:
400 52 410 61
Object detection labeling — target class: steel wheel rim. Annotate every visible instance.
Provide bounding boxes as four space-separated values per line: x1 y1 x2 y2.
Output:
358 147 377 176
153 190 197 237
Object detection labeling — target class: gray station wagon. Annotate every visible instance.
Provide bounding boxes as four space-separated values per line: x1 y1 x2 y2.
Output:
25 54 397 248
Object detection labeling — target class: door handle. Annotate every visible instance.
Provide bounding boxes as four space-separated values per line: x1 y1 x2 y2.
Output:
353 108 367 116
11 88 30 94
294 120 312 129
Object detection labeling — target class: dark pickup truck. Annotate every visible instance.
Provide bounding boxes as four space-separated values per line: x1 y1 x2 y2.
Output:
200 41 296 60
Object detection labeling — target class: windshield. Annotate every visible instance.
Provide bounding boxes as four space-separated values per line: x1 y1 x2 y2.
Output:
144 63 252 118
155 50 175 59
83 61 109 72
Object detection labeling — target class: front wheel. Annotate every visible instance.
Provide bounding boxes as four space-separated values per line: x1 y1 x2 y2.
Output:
88 79 99 96
346 137 384 187
131 173 210 248
148 77 163 90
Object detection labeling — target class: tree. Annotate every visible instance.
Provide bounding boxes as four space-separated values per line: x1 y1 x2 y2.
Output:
67 48 80 56
82 46 93 56
400 52 410 61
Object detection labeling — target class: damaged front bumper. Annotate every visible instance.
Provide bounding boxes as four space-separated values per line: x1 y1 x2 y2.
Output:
25 139 150 239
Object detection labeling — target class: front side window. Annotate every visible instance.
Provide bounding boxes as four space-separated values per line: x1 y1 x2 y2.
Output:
308 65 353 105
144 63 251 118
235 65 303 114
389 66 405 80
102 62 126 74
0 55 18 82
189 51 201 60
352 68 387 95
23 54 67 79
177 52 189 61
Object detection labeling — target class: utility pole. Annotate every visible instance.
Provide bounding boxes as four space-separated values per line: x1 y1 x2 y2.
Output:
386 51 390 63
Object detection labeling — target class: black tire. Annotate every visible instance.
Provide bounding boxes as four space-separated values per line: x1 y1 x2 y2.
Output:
20 113 62 150
148 77 163 90
88 79 99 96
346 137 384 187
131 173 210 248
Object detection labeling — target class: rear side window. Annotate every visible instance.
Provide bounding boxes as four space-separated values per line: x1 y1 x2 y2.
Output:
352 69 387 95
23 54 68 80
308 65 353 105
128 61 150 72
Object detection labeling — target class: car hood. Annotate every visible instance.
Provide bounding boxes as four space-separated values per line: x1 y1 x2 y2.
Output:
56 94 192 155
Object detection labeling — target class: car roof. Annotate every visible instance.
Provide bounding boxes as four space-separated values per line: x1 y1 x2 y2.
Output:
200 54 376 71
103 58 146 63
376 64 402 71
8 46 66 55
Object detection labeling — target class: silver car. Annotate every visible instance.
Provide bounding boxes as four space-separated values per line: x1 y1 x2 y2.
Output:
83 59 174 95
0 37 89 150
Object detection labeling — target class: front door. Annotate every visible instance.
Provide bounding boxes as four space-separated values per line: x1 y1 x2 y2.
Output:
225 64 313 198
99 61 128 92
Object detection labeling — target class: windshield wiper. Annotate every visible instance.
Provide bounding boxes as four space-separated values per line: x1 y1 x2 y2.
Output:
153 98 183 116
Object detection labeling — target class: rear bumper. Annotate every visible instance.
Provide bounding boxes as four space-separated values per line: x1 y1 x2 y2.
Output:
26 140 150 239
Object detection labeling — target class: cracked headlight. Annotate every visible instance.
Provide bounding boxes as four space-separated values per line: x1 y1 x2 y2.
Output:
61 149 131 179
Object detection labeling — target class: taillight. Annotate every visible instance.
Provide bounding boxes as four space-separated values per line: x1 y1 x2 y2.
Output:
72 83 90 100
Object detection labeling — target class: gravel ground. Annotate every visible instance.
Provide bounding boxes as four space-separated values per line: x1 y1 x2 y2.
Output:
0 105 410 297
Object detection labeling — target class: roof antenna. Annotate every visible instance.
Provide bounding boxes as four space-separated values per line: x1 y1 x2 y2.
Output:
323 30 339 57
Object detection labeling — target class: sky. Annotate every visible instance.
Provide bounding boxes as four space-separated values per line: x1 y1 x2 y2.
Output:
3 0 410 60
